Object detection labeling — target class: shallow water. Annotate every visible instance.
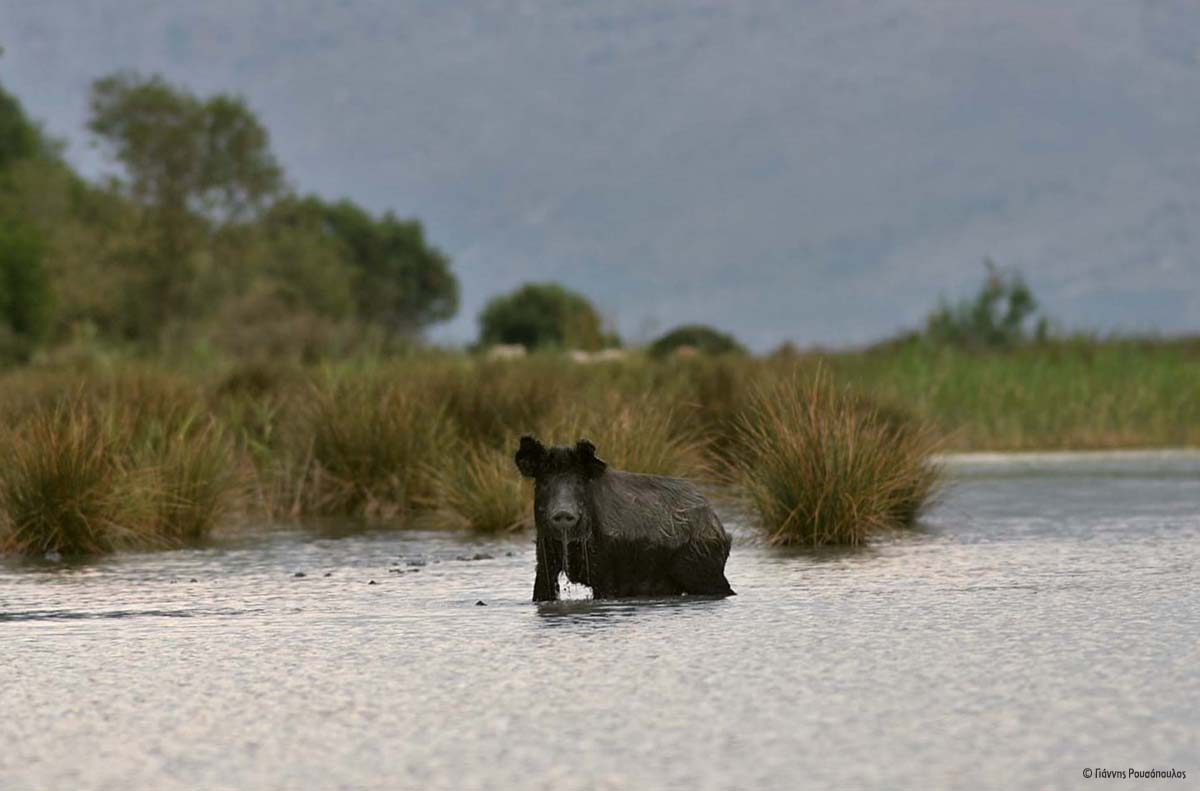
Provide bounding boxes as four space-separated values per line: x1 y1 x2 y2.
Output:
2 452 1198 791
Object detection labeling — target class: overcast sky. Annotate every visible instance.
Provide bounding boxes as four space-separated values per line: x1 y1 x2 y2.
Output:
3 0 1199 349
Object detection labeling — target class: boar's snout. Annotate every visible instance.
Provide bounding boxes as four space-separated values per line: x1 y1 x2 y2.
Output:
551 509 580 530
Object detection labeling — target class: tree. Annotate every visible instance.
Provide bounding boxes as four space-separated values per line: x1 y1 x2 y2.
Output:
88 72 282 222
479 282 614 351
0 70 458 357
252 202 357 320
924 259 1047 350
269 196 459 335
87 72 284 333
0 77 119 347
0 83 46 169
648 324 745 357
0 77 56 355
0 223 52 359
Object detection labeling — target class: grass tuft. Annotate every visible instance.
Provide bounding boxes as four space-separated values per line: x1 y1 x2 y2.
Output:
735 370 942 546
426 443 532 533
0 398 238 556
149 416 240 543
293 373 453 518
0 405 147 555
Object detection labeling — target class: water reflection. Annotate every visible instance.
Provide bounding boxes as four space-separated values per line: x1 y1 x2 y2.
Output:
535 595 732 626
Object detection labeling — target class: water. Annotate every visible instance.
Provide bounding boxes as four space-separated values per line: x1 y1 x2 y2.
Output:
2 452 1198 791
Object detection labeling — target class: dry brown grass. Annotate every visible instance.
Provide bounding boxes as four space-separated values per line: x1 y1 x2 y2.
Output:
288 371 454 518
0 395 238 556
426 442 533 534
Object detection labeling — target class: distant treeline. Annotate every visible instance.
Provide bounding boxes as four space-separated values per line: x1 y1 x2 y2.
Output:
0 69 756 365
0 72 458 363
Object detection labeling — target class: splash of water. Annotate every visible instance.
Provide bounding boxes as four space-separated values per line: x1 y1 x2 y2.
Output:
556 571 593 601
556 535 593 600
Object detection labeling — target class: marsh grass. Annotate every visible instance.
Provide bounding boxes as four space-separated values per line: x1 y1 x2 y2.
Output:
100 373 242 545
0 397 239 556
651 356 765 464
426 443 532 533
430 358 566 449
828 340 1200 449
148 416 240 543
423 384 710 533
294 373 454 518
0 338 1193 555
735 371 942 546
537 392 710 479
0 406 153 555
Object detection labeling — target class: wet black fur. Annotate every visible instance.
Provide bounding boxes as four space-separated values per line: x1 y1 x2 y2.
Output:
515 436 735 602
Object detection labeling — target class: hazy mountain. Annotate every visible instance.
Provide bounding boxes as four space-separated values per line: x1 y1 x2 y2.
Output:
3 0 1199 349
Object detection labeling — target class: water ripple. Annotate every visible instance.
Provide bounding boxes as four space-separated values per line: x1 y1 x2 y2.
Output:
1 453 1197 791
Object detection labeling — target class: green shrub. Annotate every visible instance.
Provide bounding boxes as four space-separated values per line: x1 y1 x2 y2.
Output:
924 260 1047 350
647 324 745 358
478 282 618 351
0 82 47 167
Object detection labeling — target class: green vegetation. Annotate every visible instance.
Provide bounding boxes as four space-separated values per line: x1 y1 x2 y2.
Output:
427 443 532 534
2 338 1195 556
0 223 52 359
923 260 1047 350
0 72 458 361
829 338 1200 450
648 324 746 358
0 81 50 167
478 282 617 351
294 373 453 518
539 391 710 480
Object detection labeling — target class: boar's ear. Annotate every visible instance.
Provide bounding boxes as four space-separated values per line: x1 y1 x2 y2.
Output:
575 439 607 478
514 435 546 478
